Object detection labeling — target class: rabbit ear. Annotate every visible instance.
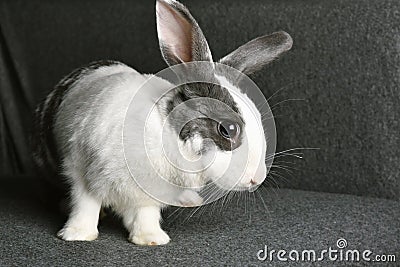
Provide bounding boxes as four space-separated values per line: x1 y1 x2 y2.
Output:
219 31 293 75
156 0 212 66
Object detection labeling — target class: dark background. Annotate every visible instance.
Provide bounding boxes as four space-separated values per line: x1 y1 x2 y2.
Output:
1 0 399 200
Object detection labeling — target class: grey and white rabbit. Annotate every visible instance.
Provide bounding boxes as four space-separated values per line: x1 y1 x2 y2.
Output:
33 0 292 245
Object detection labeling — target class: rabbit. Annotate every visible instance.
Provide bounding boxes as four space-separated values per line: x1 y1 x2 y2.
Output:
33 0 292 245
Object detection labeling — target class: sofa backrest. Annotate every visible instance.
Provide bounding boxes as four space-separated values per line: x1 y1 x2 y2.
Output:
0 0 399 200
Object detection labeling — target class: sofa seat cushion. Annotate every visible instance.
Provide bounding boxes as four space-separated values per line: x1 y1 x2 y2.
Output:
0 178 398 266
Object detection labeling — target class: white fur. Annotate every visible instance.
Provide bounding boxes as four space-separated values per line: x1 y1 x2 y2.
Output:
54 0 273 246
213 74 267 190
55 66 267 245
55 65 208 245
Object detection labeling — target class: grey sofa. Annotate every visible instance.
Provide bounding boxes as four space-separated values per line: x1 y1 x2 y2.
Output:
0 0 399 266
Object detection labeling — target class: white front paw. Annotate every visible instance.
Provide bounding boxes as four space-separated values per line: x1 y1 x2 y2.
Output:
177 189 203 207
57 226 98 241
129 229 170 246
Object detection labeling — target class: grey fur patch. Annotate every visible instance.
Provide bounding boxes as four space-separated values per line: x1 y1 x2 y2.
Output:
219 31 293 76
164 82 244 152
32 60 124 175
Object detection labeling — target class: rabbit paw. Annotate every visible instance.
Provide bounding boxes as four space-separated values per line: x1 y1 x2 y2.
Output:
57 226 98 241
129 229 170 246
178 189 203 207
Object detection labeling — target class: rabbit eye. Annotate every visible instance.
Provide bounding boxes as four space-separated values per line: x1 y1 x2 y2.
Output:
217 121 240 142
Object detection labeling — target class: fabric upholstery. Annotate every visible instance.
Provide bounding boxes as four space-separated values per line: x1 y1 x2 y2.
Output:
0 177 398 266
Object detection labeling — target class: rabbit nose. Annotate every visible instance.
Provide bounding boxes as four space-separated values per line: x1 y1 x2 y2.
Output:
250 179 257 185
